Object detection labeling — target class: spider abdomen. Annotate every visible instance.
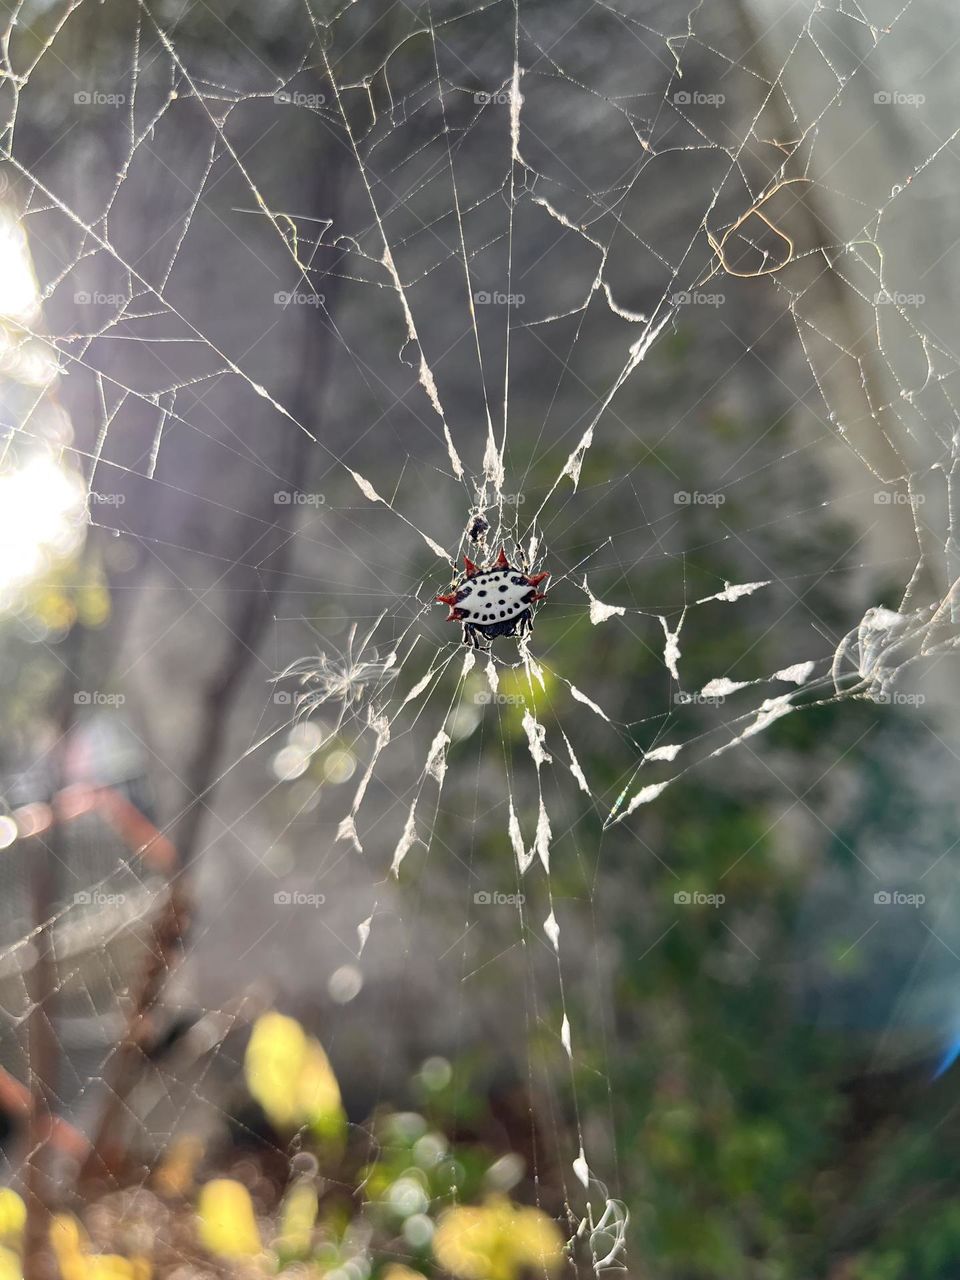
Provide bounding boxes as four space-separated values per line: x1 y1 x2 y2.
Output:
435 549 549 650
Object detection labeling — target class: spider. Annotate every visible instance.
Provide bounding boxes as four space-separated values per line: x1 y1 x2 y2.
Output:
436 547 549 651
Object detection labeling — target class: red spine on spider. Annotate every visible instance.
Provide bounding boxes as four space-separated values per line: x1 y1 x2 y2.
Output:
435 546 550 650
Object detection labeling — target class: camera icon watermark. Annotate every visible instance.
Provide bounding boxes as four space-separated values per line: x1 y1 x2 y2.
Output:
674 889 725 907
474 890 525 906
274 690 293 705
874 90 925 107
671 290 725 307
74 691 126 707
474 91 512 105
274 291 325 308
274 490 325 506
674 691 725 707
74 290 127 306
874 889 925 906
473 290 525 306
74 90 125 107
873 690 926 706
74 890 126 906
674 490 726 506
273 90 326 107
874 290 925 307
274 890 326 907
474 691 525 706
873 490 925 505
672 90 725 106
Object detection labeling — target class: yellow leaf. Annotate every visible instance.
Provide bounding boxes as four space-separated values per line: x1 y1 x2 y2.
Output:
245 1012 306 1130
298 1041 345 1140
197 1179 263 1259
50 1214 151 1280
434 1205 500 1280
0 1246 21 1280
50 1212 89 1280
244 1012 344 1138
86 1257 151 1280
50 1213 85 1254
0 1192 25 1245
276 1180 318 1257
509 1203 566 1271
433 1196 563 1280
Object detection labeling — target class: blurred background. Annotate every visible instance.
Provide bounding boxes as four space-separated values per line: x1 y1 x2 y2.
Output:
2 0 960 1277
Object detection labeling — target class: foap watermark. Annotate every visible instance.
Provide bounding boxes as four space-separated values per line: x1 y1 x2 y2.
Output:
873 690 926 706
74 890 126 906
874 889 925 907
874 490 925 506
474 90 512 105
474 290 525 306
274 890 326 907
874 290 925 307
671 289 725 307
75 291 128 306
474 691 525 706
74 90 125 107
274 490 325 506
274 90 326 108
474 890 525 906
674 490 726 506
87 490 126 507
675 690 725 707
74 691 125 707
275 290 325 308
674 889 725 907
874 90 925 107
673 90 725 106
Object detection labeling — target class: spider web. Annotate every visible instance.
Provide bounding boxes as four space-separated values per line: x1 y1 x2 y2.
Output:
0 0 958 1271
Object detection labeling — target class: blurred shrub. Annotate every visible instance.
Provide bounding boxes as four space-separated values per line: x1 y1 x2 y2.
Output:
0 1012 569 1280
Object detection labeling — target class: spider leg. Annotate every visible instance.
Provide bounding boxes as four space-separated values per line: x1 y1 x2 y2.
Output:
466 623 492 652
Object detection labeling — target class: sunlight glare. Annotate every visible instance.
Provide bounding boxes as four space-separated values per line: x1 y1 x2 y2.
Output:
0 455 85 600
